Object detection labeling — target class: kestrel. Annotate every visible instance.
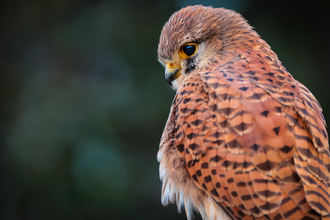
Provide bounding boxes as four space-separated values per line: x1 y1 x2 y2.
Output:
157 5 329 220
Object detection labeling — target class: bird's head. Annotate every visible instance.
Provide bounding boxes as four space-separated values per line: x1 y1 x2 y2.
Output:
157 5 257 90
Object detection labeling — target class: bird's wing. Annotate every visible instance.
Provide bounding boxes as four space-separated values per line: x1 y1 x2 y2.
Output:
164 48 330 219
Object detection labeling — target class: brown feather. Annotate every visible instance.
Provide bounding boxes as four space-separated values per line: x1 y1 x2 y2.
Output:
157 5 329 220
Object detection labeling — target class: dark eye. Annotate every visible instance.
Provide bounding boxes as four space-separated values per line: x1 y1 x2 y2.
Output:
182 45 196 56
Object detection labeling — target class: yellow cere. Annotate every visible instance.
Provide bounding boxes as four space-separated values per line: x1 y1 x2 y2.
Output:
168 63 175 68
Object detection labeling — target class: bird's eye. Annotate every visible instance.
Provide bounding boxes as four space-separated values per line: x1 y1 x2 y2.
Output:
182 45 196 56
180 44 197 58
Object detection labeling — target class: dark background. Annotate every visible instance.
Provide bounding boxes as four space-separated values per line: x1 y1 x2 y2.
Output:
1 0 329 219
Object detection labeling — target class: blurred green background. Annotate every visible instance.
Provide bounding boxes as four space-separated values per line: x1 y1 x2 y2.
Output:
1 0 329 219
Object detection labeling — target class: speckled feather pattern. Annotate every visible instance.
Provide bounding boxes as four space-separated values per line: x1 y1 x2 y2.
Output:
157 5 329 220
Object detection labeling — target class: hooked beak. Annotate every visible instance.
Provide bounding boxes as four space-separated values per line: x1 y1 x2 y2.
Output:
165 66 181 86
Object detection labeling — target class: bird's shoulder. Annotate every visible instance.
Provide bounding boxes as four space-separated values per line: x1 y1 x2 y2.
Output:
174 48 328 152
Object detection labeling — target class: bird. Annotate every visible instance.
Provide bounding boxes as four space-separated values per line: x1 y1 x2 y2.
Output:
157 5 329 220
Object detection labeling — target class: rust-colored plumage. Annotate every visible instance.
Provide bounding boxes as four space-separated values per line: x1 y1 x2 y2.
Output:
157 5 329 220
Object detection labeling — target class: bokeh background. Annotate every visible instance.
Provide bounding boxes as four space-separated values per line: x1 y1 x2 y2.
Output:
1 0 329 219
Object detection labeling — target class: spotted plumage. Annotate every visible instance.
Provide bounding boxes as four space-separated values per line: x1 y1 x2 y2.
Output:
157 5 329 220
